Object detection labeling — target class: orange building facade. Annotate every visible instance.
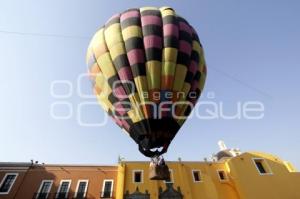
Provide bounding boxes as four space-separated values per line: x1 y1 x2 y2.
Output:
0 163 117 199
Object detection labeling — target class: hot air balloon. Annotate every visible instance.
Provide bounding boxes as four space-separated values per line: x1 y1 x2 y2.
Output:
86 6 206 180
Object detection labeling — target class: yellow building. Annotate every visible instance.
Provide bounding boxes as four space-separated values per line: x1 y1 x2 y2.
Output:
117 144 300 199
0 143 299 199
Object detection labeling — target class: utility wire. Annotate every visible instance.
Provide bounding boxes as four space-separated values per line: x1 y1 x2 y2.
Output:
0 29 271 99
0 30 90 39
210 66 272 99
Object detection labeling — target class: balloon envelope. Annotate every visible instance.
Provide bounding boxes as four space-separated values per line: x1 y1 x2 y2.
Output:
87 7 207 157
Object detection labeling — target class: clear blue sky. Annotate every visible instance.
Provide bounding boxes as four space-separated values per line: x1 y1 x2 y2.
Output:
1 0 300 169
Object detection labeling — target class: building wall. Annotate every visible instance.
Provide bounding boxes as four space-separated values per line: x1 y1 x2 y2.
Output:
0 165 29 199
227 152 300 199
0 165 118 199
121 152 300 199
1 152 299 199
121 161 240 199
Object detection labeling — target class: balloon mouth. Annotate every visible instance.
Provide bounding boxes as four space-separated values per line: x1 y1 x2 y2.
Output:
150 147 164 152
138 144 169 158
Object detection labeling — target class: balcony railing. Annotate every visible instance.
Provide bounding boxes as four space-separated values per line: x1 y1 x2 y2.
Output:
33 193 46 199
72 192 87 199
33 192 90 199
99 191 114 199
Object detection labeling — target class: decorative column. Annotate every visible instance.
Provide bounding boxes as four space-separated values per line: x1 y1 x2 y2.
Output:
116 162 125 199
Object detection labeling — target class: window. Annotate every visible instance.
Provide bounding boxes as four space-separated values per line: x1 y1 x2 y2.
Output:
0 173 18 194
164 169 173 183
133 170 143 183
253 158 272 175
36 180 53 199
217 170 227 181
256 161 266 173
56 180 71 199
101 180 113 198
75 180 88 198
192 170 202 182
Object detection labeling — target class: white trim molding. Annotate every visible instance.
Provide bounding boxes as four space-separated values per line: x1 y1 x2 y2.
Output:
101 179 114 198
56 179 72 198
74 179 89 198
252 158 273 175
132 170 144 183
36 180 53 199
191 170 203 183
217 170 228 182
0 173 19 195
